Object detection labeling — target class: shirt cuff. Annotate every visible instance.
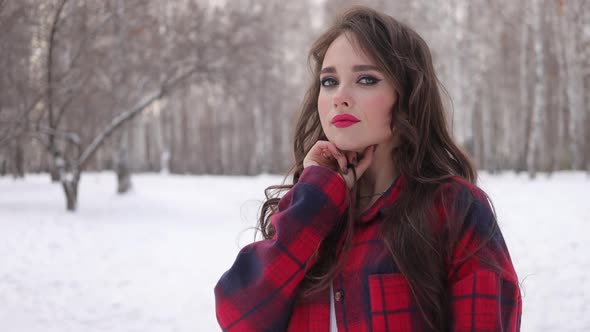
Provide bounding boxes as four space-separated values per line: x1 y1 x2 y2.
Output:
298 165 349 214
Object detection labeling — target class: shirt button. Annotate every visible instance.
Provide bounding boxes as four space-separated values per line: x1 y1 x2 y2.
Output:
334 289 344 302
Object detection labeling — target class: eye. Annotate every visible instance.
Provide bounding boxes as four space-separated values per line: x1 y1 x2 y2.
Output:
320 77 338 87
358 76 381 85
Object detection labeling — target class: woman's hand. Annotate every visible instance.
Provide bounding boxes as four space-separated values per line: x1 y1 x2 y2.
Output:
303 140 376 189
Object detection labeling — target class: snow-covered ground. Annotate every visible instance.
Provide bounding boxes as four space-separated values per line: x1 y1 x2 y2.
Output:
0 171 588 332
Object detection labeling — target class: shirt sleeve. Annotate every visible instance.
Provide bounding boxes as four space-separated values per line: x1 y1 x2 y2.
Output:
214 165 349 332
445 183 522 331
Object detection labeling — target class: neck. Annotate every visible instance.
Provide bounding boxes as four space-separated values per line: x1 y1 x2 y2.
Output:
358 143 398 198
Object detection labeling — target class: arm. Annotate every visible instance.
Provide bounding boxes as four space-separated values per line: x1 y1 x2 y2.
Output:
446 184 522 332
214 165 349 332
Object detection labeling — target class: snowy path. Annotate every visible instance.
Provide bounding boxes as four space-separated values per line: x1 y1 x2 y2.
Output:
0 172 588 331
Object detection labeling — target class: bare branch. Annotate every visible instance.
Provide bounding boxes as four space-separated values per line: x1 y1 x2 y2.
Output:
46 0 69 128
53 11 114 85
54 73 92 126
78 65 203 169
35 124 81 146
78 88 164 168
0 91 45 147
0 124 20 147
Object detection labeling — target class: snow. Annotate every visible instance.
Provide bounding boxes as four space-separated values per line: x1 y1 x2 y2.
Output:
0 171 588 331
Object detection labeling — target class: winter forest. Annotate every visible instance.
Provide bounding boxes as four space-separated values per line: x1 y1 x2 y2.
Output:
2 0 589 186
1 1 589 331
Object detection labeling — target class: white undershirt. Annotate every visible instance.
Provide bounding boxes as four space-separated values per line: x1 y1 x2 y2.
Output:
329 285 338 331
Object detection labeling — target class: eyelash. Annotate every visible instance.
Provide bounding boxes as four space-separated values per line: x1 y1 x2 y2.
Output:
320 76 381 88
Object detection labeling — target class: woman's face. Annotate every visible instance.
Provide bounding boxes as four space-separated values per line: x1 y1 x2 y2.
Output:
318 33 397 153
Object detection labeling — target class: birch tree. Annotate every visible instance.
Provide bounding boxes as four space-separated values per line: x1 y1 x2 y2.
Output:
29 0 207 210
526 0 546 178
564 2 586 170
2 0 588 180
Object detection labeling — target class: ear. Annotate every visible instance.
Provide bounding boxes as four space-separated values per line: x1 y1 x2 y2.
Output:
390 125 402 149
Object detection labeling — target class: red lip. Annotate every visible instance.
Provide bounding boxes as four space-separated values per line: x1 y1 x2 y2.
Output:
331 114 360 128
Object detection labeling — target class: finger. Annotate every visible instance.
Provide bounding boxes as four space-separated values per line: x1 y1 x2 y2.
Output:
345 151 358 167
311 141 333 162
354 145 376 174
325 143 349 173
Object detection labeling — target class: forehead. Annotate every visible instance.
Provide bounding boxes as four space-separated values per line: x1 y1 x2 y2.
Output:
322 32 376 69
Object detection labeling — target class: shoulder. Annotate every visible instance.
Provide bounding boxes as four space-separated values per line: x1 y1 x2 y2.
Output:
432 176 498 251
435 176 489 205
430 175 491 217
437 178 519 284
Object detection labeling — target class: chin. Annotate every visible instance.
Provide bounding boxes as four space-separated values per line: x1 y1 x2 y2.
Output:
332 140 366 153
327 132 380 153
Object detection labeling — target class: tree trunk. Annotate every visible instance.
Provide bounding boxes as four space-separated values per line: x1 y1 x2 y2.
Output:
50 154 64 182
517 1 530 173
116 162 131 194
116 130 132 194
13 138 25 178
61 171 80 211
526 0 546 178
564 4 586 170
552 6 567 172
116 148 131 194
472 96 484 169
160 150 170 175
50 166 60 182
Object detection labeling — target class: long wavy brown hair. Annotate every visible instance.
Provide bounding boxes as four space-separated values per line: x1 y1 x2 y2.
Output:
257 6 497 331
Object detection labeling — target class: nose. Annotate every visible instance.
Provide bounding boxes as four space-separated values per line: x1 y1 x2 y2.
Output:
333 86 352 109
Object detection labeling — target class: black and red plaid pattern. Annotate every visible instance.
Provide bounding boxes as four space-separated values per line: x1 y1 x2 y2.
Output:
215 166 522 331
368 273 417 332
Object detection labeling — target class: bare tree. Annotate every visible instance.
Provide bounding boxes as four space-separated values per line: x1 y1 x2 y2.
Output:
525 0 546 178
27 0 208 210
2 0 588 188
551 0 568 172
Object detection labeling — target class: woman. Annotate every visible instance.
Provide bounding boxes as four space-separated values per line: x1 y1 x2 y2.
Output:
215 6 522 332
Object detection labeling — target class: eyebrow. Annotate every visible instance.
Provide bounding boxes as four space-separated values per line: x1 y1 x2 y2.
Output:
320 64 381 74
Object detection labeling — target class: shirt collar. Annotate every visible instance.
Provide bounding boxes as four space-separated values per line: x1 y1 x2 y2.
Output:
357 174 406 223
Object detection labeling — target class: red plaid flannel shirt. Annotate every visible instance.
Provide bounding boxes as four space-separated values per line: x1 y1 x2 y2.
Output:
215 165 522 331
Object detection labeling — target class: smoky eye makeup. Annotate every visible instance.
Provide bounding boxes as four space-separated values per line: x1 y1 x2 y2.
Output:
357 75 381 85
319 74 382 88
320 77 338 87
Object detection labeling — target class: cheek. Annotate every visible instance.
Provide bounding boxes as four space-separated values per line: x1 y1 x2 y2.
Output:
370 91 393 110
364 93 394 123
317 92 331 122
